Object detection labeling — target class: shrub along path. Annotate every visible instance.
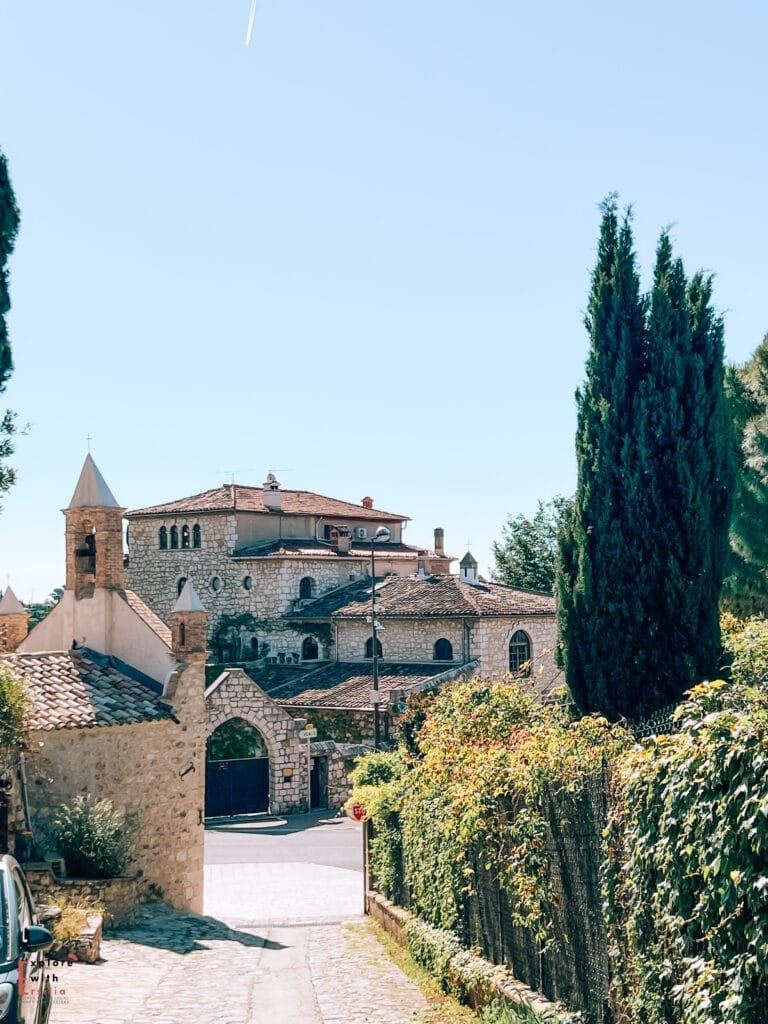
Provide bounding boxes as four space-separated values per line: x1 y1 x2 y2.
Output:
50 812 430 1024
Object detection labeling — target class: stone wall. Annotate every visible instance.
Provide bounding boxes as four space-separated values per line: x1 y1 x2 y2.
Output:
470 616 559 693
335 618 465 663
26 868 139 927
26 711 205 914
334 615 559 694
206 669 310 813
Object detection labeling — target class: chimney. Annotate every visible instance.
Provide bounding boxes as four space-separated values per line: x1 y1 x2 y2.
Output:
434 527 445 557
335 527 352 554
263 473 281 512
362 496 374 509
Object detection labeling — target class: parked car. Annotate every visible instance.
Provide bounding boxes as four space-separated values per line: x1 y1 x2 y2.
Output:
0 854 53 1023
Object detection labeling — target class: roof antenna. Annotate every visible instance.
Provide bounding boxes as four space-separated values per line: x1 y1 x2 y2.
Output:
216 469 253 485
86 433 92 454
245 0 258 46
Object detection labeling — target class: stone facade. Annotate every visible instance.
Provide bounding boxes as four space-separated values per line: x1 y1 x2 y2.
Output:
206 669 310 813
333 615 559 694
26 679 206 915
335 618 467 664
470 616 559 692
0 614 28 653
25 869 140 927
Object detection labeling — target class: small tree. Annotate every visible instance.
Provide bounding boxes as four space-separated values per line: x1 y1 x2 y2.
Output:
491 497 571 592
0 665 27 773
0 149 20 506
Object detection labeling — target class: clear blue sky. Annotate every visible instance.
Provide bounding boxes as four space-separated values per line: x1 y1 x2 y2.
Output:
1 1 767 601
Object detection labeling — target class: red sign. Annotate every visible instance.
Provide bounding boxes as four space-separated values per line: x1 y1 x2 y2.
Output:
351 803 367 822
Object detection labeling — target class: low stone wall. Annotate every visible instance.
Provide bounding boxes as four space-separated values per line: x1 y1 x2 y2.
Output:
366 890 563 1019
26 867 140 927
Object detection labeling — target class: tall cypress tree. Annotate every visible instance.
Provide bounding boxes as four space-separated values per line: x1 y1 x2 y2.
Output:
0 148 20 502
722 337 768 615
557 202 733 720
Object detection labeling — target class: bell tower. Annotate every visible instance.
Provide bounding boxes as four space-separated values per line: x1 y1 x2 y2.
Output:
64 455 126 599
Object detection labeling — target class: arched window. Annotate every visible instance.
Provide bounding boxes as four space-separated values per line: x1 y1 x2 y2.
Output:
177 577 187 597
210 576 222 593
365 637 383 659
179 622 186 647
509 630 532 677
170 526 179 549
302 636 319 661
243 576 253 591
433 638 453 661
192 524 201 548
299 577 316 600
181 525 190 549
159 526 168 550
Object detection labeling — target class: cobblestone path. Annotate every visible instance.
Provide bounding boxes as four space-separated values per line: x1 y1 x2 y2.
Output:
51 893 429 1023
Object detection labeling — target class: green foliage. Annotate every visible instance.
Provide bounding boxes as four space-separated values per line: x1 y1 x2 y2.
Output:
306 709 365 744
492 497 571 593
0 149 20 505
721 612 768 688
406 918 503 1006
352 679 629 943
206 717 267 760
51 900 103 944
480 998 575 1024
26 587 63 628
54 795 135 879
397 689 439 760
0 664 27 768
723 337 768 615
604 680 768 1024
557 198 733 720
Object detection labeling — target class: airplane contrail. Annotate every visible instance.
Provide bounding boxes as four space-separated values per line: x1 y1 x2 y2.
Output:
246 0 258 46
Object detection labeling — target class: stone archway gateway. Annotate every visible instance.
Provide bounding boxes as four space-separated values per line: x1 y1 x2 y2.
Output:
205 717 270 817
205 668 309 815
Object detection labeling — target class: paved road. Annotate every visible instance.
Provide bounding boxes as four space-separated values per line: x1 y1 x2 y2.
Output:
51 812 429 1024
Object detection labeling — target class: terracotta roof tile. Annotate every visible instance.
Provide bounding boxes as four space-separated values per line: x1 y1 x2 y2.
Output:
295 574 555 619
127 485 407 522
122 590 172 645
0 650 174 731
253 662 449 709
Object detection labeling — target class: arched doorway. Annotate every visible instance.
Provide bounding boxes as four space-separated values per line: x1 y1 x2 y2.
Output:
205 717 270 817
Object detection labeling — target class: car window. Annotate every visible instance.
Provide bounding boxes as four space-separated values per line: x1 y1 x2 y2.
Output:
12 869 31 934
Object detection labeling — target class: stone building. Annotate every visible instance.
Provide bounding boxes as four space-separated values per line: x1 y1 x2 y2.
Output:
0 456 207 913
124 475 453 657
118 472 558 817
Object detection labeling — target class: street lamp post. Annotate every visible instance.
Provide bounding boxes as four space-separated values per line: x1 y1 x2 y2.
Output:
369 526 390 749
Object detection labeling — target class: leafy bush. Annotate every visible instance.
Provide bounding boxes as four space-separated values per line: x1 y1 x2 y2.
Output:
51 900 103 944
721 612 768 688
352 679 629 942
0 664 27 763
54 795 135 879
605 680 768 1024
